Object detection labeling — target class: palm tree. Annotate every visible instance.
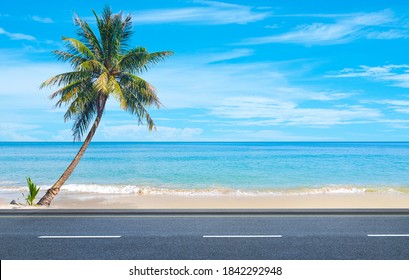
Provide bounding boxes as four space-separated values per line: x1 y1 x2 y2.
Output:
37 6 173 206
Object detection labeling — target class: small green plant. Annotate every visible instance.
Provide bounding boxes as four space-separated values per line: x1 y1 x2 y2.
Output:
23 177 40 206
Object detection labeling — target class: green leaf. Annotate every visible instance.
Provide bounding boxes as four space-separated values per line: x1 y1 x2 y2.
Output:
41 5 173 141
24 177 40 206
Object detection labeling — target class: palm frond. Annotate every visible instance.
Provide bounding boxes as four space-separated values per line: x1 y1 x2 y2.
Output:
62 37 96 60
93 72 109 94
118 47 173 74
121 87 157 130
96 6 113 63
53 50 86 68
76 59 105 72
69 91 99 141
74 13 103 59
72 104 97 141
147 51 174 64
120 73 162 108
119 14 133 53
41 71 92 88
108 13 124 60
62 82 95 121
108 75 128 109
49 80 83 103
119 73 162 130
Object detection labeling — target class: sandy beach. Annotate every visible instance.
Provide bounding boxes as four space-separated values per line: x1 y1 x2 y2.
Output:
1 189 408 209
3 143 409 211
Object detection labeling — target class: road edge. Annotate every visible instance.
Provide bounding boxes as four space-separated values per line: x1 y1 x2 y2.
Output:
1 208 409 216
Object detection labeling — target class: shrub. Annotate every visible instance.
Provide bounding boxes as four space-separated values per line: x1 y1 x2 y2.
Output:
23 177 40 206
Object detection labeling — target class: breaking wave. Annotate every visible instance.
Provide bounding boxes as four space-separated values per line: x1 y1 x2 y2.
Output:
1 183 409 196
38 184 409 196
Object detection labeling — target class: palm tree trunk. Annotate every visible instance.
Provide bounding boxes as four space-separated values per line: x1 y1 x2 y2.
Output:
37 97 107 206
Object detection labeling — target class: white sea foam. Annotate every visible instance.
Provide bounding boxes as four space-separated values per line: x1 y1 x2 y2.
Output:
1 182 408 196
36 183 409 196
0 181 19 186
0 186 26 192
60 184 148 194
58 184 240 196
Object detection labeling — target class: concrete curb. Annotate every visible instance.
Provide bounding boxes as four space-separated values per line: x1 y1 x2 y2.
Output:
0 208 408 216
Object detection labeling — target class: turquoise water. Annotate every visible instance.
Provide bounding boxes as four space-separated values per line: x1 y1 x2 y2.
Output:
1 142 409 195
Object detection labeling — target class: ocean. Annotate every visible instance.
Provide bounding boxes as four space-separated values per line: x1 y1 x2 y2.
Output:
1 142 409 195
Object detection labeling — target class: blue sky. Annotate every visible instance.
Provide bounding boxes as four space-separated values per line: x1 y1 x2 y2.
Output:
1 0 409 141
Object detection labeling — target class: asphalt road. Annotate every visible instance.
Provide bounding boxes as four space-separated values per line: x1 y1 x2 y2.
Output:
0 210 408 260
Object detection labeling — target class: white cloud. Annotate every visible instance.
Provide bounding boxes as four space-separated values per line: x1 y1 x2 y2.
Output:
209 96 381 126
272 12 369 19
366 99 409 115
376 100 409 106
393 108 409 114
378 119 409 129
132 1 271 25
101 124 203 141
244 22 361 45
272 87 354 101
0 49 383 140
366 29 409 39
205 48 254 63
142 58 288 109
213 129 331 141
309 91 354 101
241 10 400 45
0 60 68 109
0 123 39 141
264 24 280 29
0 27 36 41
329 64 409 88
31 15 54 23
50 129 72 141
142 50 354 110
0 47 351 119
